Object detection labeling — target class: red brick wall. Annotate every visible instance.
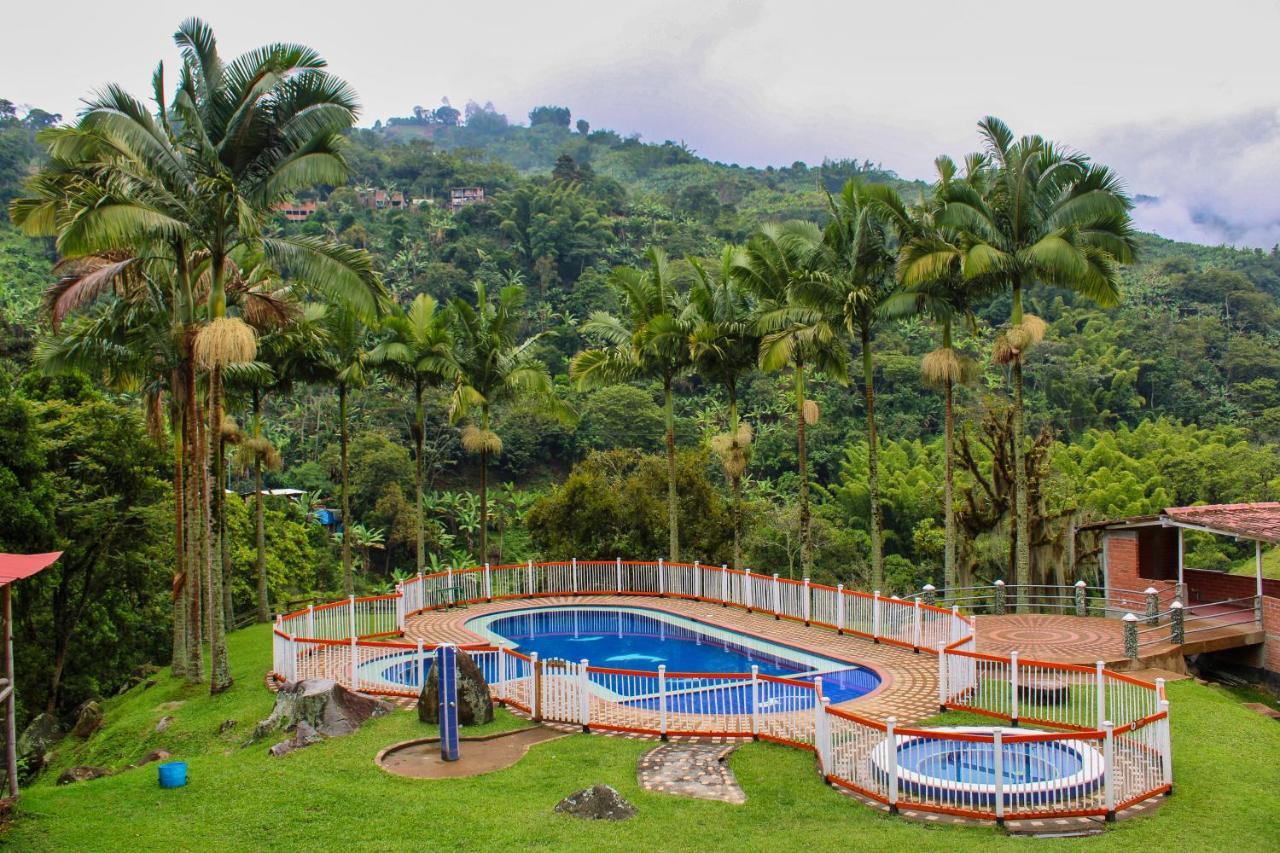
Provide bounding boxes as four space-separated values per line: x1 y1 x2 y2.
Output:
1104 532 1177 611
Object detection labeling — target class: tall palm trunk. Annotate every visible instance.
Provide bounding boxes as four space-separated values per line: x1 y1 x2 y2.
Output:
663 377 679 562
728 387 743 571
183 366 204 682
254 390 269 623
941 321 956 600
795 360 811 579
479 404 491 563
339 382 353 594
171 406 188 678
861 326 883 591
1010 283 1031 611
414 381 425 572
208 363 233 693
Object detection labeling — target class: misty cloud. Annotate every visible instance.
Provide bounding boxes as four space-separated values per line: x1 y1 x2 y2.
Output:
1090 109 1280 249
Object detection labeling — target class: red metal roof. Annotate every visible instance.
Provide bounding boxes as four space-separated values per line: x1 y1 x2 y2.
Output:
0 552 61 585
1164 503 1280 543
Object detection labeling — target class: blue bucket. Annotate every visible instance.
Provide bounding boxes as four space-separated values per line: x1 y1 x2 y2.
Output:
158 761 187 789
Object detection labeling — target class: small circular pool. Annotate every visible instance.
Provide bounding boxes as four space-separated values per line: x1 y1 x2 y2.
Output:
869 727 1105 806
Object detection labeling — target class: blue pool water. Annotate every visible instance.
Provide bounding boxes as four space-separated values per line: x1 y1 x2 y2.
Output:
469 606 881 706
898 739 1084 785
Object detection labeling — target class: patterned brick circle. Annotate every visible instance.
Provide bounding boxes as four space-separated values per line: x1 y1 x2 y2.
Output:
975 615 1125 664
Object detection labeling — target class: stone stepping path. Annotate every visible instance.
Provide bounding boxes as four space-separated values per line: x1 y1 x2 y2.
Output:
637 743 745 804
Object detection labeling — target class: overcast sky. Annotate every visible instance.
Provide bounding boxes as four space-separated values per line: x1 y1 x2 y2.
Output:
6 0 1280 247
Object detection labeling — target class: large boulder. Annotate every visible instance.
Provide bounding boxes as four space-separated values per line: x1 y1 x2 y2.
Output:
71 700 104 739
251 678 392 743
16 712 62 782
417 649 493 726
57 766 111 786
554 785 637 821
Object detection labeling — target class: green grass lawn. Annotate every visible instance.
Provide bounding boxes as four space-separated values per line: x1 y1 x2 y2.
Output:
8 624 1279 852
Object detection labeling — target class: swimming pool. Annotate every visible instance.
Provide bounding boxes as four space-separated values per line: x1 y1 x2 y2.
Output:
368 605 881 711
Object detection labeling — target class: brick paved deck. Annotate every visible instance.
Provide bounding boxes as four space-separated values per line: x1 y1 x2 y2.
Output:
403 595 940 724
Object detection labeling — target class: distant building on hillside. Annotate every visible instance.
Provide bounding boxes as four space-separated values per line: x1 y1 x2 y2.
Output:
273 199 318 222
450 187 486 212
356 188 411 211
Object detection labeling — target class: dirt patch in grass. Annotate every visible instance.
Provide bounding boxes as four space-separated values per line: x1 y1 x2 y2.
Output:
375 726 567 779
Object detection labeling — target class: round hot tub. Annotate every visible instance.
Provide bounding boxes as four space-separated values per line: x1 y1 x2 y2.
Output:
869 726 1105 807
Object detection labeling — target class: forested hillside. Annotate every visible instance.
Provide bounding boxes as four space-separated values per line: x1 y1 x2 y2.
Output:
3 88 1280 724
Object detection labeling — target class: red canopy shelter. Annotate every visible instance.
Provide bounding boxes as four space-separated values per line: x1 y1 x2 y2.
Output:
0 552 61 798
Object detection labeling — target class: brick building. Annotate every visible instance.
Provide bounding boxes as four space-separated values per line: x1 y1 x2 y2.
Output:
273 199 318 221
1087 503 1280 681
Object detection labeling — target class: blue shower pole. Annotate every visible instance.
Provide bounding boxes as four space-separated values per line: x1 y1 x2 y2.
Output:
438 644 459 761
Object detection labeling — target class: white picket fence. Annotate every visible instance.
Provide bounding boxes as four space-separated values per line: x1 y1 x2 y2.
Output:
270 560 1172 823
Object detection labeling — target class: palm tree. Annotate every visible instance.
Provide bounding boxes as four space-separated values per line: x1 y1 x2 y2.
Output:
880 157 992 597
909 117 1137 607
12 18 385 693
367 294 457 572
688 246 760 570
450 280 572 562
572 248 691 561
313 304 371 595
817 180 903 591
731 223 848 578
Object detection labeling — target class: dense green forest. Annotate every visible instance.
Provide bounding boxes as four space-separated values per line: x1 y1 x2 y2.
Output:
3 35 1280 731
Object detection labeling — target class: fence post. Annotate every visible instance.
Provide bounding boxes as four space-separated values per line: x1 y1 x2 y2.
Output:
307 604 314 638
836 584 845 635
1123 612 1139 660
812 676 826 772
395 584 405 631
922 583 936 608
1170 600 1185 645
446 567 452 604
885 716 899 815
721 564 729 607
771 574 781 619
1095 660 1106 728
496 643 508 702
1075 579 1088 617
530 652 541 722
526 559 534 597
1159 697 1173 793
994 579 1006 615
818 697 831 777
938 646 949 712
1009 650 1020 726
872 591 882 642
750 665 760 739
993 728 1005 826
616 557 623 593
950 605 961 644
578 659 590 732
348 594 356 638
802 578 811 626
484 563 493 602
658 557 665 597
744 569 754 612
417 639 426 692
1144 587 1159 626
1103 720 1116 822
658 665 668 741
349 635 358 690
912 597 922 653
571 557 578 594
693 560 701 599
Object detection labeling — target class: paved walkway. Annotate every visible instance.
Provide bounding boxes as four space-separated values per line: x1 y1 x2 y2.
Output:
637 743 745 803
403 595 941 723
974 614 1125 663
